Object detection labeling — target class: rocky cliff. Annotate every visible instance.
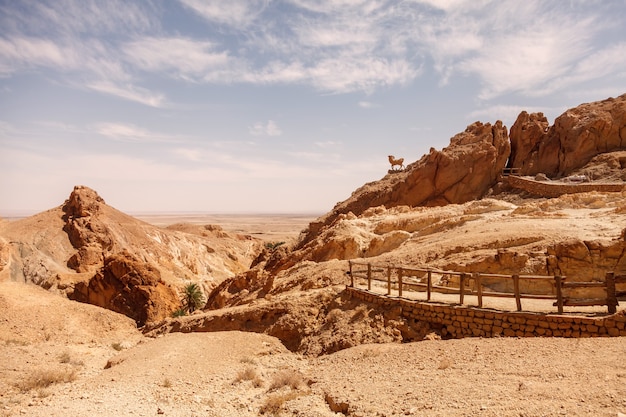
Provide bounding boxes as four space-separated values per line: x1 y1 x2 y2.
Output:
293 94 626 256
509 93 626 176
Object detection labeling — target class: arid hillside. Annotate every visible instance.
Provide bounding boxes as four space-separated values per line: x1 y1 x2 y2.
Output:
0 186 263 324
1 94 626 416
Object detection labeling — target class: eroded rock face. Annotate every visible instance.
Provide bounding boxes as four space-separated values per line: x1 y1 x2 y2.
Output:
509 93 626 177
294 120 510 257
547 239 626 281
70 251 179 326
63 185 112 272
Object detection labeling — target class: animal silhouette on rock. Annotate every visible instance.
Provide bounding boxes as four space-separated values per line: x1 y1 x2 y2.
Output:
388 155 405 170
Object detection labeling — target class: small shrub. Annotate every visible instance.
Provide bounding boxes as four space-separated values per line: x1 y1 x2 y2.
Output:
240 357 256 365
59 352 71 364
5 339 28 346
264 241 285 252
260 391 301 415
111 342 123 351
268 369 305 391
235 367 263 388
17 369 77 392
171 308 187 318
161 378 172 388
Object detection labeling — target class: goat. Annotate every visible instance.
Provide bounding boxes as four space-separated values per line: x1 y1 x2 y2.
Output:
388 155 404 170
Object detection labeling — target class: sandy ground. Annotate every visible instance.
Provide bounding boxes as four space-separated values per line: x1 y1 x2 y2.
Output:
2 213 626 417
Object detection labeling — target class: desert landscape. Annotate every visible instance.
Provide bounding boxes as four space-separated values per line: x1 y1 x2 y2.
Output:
2 93 626 416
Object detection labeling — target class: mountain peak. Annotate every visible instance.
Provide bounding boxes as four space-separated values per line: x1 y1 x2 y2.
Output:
62 185 105 218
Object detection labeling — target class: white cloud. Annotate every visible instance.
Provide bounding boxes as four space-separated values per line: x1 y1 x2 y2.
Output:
93 122 179 143
314 140 342 149
178 0 267 27
0 36 75 76
358 101 378 109
123 37 231 79
0 0 157 36
249 120 283 137
87 81 165 107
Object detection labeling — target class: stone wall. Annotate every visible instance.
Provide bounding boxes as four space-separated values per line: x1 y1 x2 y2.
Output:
347 287 626 339
507 175 625 198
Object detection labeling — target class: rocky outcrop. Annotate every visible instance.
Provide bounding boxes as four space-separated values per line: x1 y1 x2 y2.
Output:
0 185 263 325
295 121 510 253
547 238 626 282
509 93 626 176
70 251 179 326
62 186 113 272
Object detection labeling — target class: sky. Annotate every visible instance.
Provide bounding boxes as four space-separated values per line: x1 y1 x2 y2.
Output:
1 0 625 215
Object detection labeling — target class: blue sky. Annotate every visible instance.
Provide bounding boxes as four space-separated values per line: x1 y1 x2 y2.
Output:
1 0 625 215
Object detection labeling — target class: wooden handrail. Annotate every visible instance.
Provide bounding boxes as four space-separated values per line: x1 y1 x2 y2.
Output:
348 261 621 314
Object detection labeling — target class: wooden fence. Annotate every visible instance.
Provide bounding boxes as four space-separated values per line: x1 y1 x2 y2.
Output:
347 261 626 314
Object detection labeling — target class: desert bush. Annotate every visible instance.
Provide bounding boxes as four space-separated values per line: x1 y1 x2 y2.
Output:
264 241 285 251
268 369 305 391
17 369 77 392
59 352 71 364
235 366 263 388
4 338 29 346
111 342 123 351
171 308 187 318
161 378 172 388
260 391 302 415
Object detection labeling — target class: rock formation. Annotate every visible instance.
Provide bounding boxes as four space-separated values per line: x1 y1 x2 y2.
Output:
509 93 626 176
295 120 510 254
70 251 179 326
0 185 263 325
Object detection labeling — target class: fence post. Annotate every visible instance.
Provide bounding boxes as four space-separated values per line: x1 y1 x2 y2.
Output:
398 268 403 297
367 263 372 291
459 273 466 304
427 269 432 301
349 261 354 287
606 271 617 314
474 272 482 308
513 274 522 311
555 275 564 314
387 266 391 295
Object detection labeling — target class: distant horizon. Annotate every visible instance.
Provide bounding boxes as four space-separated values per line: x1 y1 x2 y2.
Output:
0 208 326 220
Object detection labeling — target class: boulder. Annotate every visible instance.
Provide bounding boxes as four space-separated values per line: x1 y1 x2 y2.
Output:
70 251 179 326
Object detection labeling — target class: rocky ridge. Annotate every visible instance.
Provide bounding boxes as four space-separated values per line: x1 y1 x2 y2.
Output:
0 186 262 325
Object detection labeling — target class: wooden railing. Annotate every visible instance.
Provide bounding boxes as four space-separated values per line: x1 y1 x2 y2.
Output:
347 261 625 314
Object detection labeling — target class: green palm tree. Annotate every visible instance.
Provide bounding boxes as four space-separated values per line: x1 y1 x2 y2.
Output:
182 283 205 313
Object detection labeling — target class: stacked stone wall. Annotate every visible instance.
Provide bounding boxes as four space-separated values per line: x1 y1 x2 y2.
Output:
507 175 625 198
347 287 626 339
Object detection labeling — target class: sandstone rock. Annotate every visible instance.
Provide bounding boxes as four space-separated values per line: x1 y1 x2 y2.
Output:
70 251 179 326
547 238 626 282
509 93 626 176
63 186 114 255
63 185 105 218
296 120 509 251
508 111 550 173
